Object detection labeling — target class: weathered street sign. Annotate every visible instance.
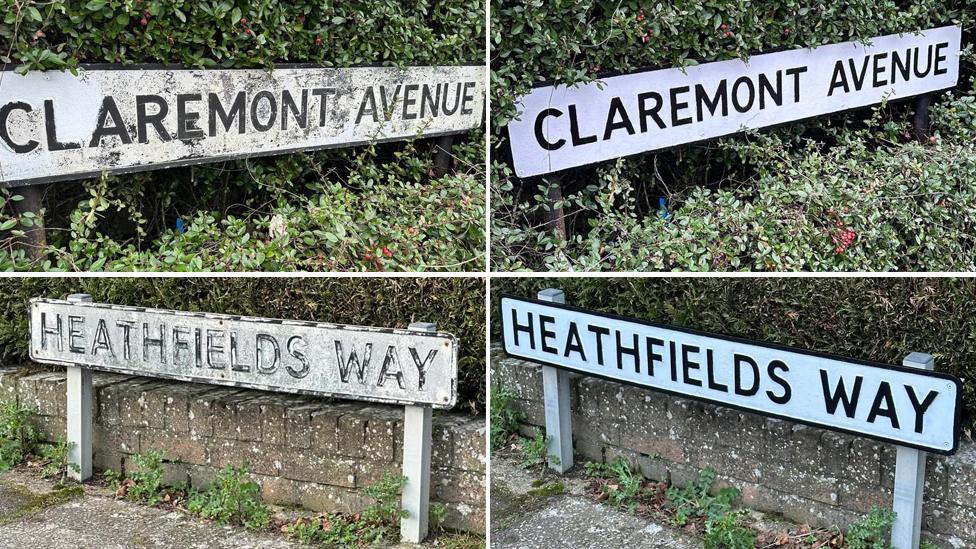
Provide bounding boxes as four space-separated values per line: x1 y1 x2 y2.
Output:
29 297 458 408
500 294 961 454
507 25 961 177
0 65 484 186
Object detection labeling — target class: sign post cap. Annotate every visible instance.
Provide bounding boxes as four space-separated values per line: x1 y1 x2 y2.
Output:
538 288 565 303
66 294 93 303
903 352 935 371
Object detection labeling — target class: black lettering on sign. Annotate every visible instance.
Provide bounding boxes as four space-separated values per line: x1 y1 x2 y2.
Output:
766 360 791 404
637 91 666 131
173 325 191 365
0 102 38 153
785 66 806 102
820 370 862 418
695 81 728 122
442 83 462 116
89 96 132 147
511 309 534 348
905 386 938 434
402 84 419 120
144 322 166 364
116 320 134 361
534 108 565 151
336 341 372 384
588 325 610 366
540 315 558 354
379 85 401 121
731 76 755 113
866 381 899 428
733 354 759 397
281 89 309 130
410 347 438 390
934 42 949 75
229 331 249 372
136 95 172 143
68 315 85 354
461 81 477 115
570 105 596 146
255 333 280 374
421 84 442 118
377 346 405 389
564 322 586 360
45 99 80 151
286 335 310 378
670 86 692 126
605 97 636 139
704 349 728 392
311 88 337 127
206 329 225 369
616 330 640 372
250 90 278 132
209 92 246 136
681 344 702 387
92 319 114 358
646 337 663 377
177 94 205 140
40 312 63 351
356 87 378 124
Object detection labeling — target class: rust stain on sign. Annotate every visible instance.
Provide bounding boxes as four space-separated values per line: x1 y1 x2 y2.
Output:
0 65 485 186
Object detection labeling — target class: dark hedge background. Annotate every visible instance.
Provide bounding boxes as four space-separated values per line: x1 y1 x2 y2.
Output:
492 277 976 434
0 277 486 412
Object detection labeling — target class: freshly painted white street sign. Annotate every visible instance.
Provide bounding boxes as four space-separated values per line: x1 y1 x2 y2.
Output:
0 65 484 186
507 25 961 177
29 297 458 408
500 295 961 454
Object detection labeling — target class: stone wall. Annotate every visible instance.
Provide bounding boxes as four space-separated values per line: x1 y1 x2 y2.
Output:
0 364 485 534
491 344 976 548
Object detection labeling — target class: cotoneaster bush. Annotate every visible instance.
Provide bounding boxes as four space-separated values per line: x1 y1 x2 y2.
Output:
490 1 976 271
492 277 976 433
0 0 485 271
0 277 486 412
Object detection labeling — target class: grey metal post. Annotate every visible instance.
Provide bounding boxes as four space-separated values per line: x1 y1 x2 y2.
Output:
544 177 567 244
401 321 435 543
65 293 93 481
538 288 573 473
891 352 934 549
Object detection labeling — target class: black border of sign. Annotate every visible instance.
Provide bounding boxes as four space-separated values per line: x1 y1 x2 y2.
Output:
501 24 962 179
0 63 486 188
499 294 963 455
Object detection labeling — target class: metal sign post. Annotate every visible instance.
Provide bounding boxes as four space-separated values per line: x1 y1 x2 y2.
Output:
538 288 574 473
65 293 93 481
891 352 934 549
401 321 436 543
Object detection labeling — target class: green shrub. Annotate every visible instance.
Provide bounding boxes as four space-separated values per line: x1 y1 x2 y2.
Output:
490 1 976 271
584 458 645 513
846 506 896 549
490 385 524 450
186 465 269 530
0 277 485 411
107 449 167 505
39 437 77 483
285 472 406 547
518 428 551 469
0 0 486 272
665 469 755 549
492 277 976 431
0 402 40 470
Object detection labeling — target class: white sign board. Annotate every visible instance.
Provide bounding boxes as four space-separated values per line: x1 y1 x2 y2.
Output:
29 298 458 408
0 65 484 186
500 295 961 454
507 25 961 177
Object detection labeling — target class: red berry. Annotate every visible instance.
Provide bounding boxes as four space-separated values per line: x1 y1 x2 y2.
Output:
140 17 147 26
725 31 732 37
240 17 247 24
720 24 728 30
382 247 392 258
315 35 322 46
784 27 791 35
297 15 306 23
364 253 373 261
244 27 251 35
642 35 650 43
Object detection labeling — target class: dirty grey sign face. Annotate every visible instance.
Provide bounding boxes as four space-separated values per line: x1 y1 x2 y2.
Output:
0 65 484 186
29 298 458 408
507 25 961 177
501 295 962 454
